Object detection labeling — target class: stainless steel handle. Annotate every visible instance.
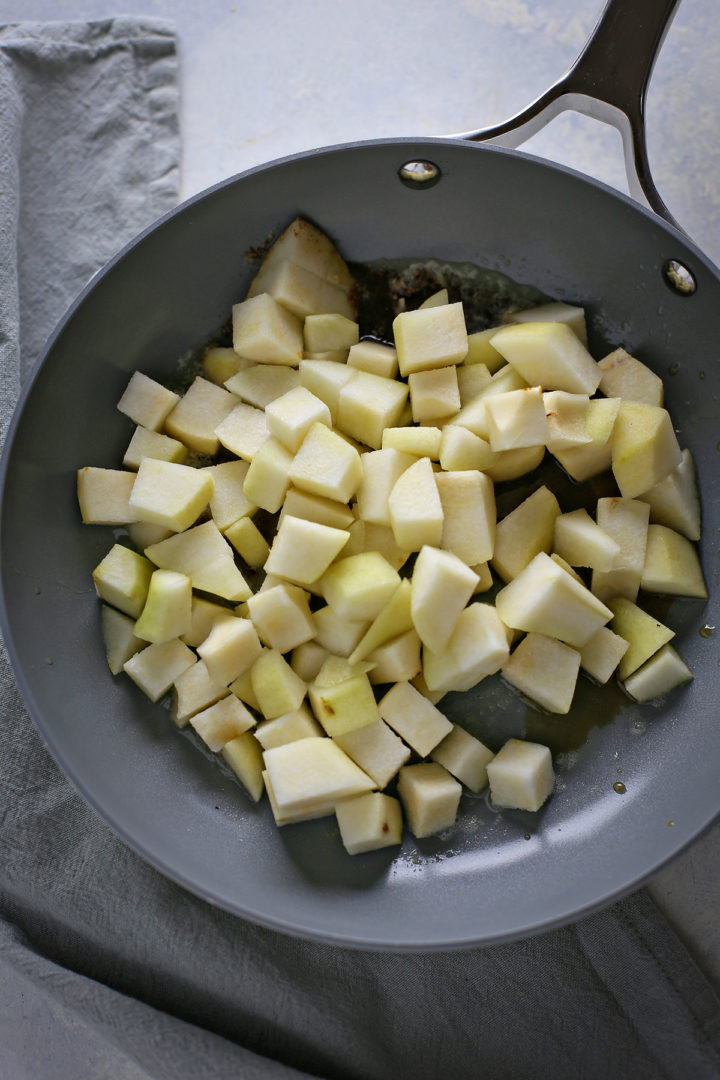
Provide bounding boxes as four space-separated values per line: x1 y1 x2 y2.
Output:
455 0 682 228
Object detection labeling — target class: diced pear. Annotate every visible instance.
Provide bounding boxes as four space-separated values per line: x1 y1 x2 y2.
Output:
378 681 452 757
201 460 255 531
289 421 363 503
411 671 446 705
225 364 299 409
408 366 460 422
388 456 443 551
123 426 188 470
411 545 478 653
456 362 492 405
360 523 411 572
247 583 316 652
430 725 494 793
439 425 495 472
348 579 413 665
471 561 494 593
263 737 374 817
92 543 154 618
128 458 214 533
463 327 507 372
321 551 400 621
280 487 354 530
190 695 256 752
174 660 228 725
502 633 581 714
117 371 179 431
134 569 192 644
591 497 650 603
496 552 613 648
255 218 353 290
435 469 496 566
254 704 323 750
598 347 663 406
228 662 261 711
347 340 398 378
542 391 592 451
224 516 270 568
77 467 137 525
396 762 462 839
336 370 408 449
126 521 173 550
242 436 293 513
100 604 144 674
608 597 675 680
491 485 561 583
419 288 449 308
313 605 369 658
290 641 330 682
264 514 349 585
263 386 331 453
248 258 355 319
381 426 442 459
490 322 601 394
197 614 262 685
640 524 707 598
303 313 359 352
356 448 417 526
611 401 682 498
214 402 269 461
485 386 548 451
123 638 196 702
334 718 411 789
579 626 629 684
483 445 546 483
638 448 701 542
314 655 376 688
164 376 238 455
446 364 528 440
335 792 403 855
250 649 306 719
393 302 468 376
231 292 303 364
367 628 422 684
486 738 554 812
202 345 249 386
553 508 620 572
623 644 693 702
506 301 587 345
145 521 252 602
298 359 356 423
222 731 265 802
181 596 231 648
423 602 509 693
553 397 620 481
263 771 337 825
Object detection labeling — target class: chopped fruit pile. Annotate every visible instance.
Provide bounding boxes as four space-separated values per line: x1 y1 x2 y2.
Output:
78 218 706 856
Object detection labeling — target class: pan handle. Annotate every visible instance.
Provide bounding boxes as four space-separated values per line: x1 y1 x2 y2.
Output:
454 0 682 229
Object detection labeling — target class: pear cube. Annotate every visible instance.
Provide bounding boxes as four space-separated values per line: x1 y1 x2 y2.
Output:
224 517 270 569
224 364 299 409
388 456 444 551
553 508 620 572
334 718 411 789
313 605 369 658
393 302 468 376
457 362 492 404
347 340 398 378
128 458 214 533
117 371 179 431
367 628 422 685
321 551 400 622
598 347 663 406
280 488 354 530
408 366 461 422
231 292 303 364
638 448 701 541
377 681 452 757
145 520 252 602
590 497 650 603
485 386 549 451
190 695 256 752
489 321 601 394
197 615 262 685
542 391 592 452
247 258 354 320
174 660 228 725
242 436 293 513
202 460 255 531
486 738 555 811
222 731 265 802
254 218 353 290
214 402 269 461
134 569 192 644
435 469 496 566
335 792 403 855
611 401 682 498
264 386 332 452
506 301 587 345
495 552 613 648
382 426 442 460
254 704 323 750
641 524 707 598
298 359 356 422
501 633 581 714
337 369 408 449
202 345 249 386
122 638 196 702
250 649 306 719
552 397 620 481
608 597 675 680
289 421 363 503
423 602 509 694
491 485 560 583
290 641 330 682
100 604 144 674
164 376 238 455
308 669 380 737
92 543 154 618
463 327 506 372
439 425 495 472
263 737 375 817
123 426 188 470
411 545 478 653
77 467 137 525
264 514 349 585
247 583 316 652
579 626 629 684
356 448 418 526
348 579 413 665
623 644 693 702
484 445 545 483
303 312 359 353
396 762 462 838
430 725 494 793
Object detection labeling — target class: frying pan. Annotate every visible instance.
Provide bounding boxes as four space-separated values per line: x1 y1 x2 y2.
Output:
1 0 718 949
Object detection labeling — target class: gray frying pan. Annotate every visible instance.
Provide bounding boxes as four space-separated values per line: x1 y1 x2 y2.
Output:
1 0 718 949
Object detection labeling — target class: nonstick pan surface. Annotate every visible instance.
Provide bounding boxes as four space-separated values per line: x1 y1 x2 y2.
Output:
1 136 718 949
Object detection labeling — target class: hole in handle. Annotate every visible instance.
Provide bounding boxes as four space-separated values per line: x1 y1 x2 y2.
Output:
662 259 696 296
398 160 441 189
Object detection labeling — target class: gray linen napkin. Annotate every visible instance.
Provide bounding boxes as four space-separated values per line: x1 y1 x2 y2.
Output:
2 18 720 1080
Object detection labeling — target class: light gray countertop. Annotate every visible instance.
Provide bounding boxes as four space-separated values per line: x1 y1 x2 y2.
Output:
3 0 720 987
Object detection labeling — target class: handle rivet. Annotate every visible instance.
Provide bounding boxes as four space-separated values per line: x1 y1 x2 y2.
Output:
398 160 441 188
663 259 696 296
